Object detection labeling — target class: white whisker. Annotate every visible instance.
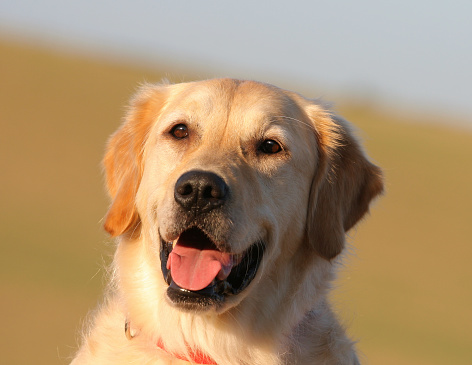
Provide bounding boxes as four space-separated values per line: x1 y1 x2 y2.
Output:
273 115 314 130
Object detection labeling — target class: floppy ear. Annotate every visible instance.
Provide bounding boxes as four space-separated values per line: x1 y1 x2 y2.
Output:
103 84 169 237
306 105 383 260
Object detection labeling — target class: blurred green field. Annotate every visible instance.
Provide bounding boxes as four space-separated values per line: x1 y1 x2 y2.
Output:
1 38 471 365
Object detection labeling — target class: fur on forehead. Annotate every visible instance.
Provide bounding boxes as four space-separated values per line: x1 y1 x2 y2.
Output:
158 79 300 119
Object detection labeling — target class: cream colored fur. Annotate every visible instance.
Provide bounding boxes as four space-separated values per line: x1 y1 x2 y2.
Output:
71 79 382 364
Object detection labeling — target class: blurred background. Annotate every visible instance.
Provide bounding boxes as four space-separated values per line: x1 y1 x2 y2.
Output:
1 1 471 364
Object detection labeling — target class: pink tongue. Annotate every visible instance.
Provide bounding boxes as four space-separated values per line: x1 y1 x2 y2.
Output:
168 244 233 291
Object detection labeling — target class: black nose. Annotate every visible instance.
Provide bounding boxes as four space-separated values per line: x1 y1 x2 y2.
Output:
174 170 228 214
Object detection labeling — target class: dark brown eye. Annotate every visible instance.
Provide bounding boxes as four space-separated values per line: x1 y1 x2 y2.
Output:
170 123 189 139
259 139 282 154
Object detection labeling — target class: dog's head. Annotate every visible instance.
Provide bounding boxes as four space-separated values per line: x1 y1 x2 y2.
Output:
103 79 383 314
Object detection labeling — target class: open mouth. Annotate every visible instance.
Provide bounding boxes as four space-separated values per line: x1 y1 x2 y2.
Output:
160 227 265 309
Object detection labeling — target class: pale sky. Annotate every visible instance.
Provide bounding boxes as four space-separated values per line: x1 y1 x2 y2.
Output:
1 0 471 123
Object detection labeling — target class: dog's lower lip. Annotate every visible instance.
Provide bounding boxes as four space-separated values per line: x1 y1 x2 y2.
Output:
159 229 265 307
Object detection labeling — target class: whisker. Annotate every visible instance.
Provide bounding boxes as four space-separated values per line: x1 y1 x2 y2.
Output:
273 115 314 130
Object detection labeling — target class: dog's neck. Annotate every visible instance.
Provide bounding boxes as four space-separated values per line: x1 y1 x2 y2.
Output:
156 338 216 364
125 320 217 364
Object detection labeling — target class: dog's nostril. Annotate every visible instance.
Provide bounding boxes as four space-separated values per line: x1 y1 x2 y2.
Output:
204 185 226 200
177 183 193 196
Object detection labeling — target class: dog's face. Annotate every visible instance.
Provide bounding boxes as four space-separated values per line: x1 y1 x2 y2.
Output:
103 79 383 315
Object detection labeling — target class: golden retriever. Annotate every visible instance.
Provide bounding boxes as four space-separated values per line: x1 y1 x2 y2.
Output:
71 79 383 364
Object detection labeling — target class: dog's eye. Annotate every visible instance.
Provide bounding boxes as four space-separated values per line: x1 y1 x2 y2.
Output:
259 139 282 154
170 124 189 139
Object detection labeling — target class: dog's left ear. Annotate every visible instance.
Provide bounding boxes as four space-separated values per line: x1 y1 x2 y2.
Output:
103 84 169 237
305 105 384 260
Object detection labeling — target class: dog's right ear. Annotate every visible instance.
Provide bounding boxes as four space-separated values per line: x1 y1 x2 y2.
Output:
305 105 383 260
103 84 169 237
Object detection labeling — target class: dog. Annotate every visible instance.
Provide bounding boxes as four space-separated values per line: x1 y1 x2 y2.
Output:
71 79 383 364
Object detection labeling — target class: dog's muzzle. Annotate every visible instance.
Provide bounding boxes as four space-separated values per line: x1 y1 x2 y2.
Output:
160 170 265 310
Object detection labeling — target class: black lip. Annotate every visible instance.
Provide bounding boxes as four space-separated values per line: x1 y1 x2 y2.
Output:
160 229 265 309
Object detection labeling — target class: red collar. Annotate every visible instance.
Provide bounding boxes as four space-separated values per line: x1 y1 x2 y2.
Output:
156 338 217 364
